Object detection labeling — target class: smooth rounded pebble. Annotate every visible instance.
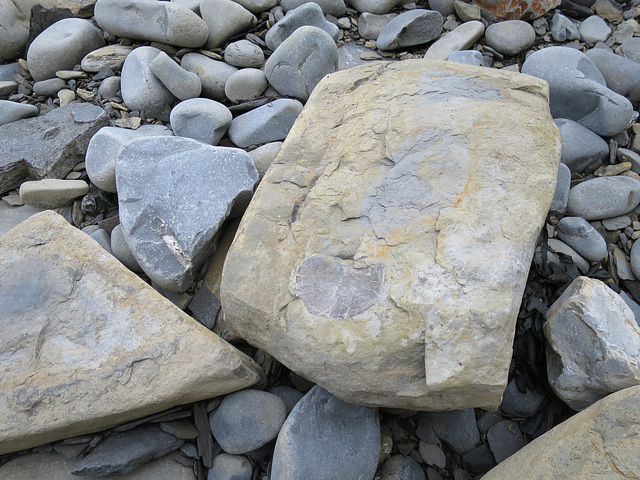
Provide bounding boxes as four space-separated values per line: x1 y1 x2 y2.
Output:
181 53 238 101
224 68 268 103
249 141 282 179
149 51 202 100
484 20 535 56
567 176 640 220
19 179 89 209
170 98 232 145
97 76 121 101
27 18 105 81
89 229 113 254
377 9 443 50
209 389 287 454
630 239 640 280
224 40 264 68
265 2 340 51
554 118 609 173
110 224 143 272
547 238 590 274
357 12 398 40
200 0 257 49
264 26 338 101
0 100 38 126
207 454 252 480
550 12 580 42
280 0 346 16
228 98 303 148
81 45 133 73
348 0 408 14
578 15 611 45
586 48 640 102
235 0 280 13
32 78 67 97
425 20 485 60
556 216 607 262
95 0 209 48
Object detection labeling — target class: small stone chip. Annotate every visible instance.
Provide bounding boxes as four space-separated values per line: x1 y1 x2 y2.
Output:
594 162 632 176
114 117 142 129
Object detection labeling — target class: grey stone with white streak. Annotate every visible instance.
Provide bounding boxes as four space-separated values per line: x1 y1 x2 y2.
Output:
544 276 640 410
357 12 398 40
265 2 340 51
578 15 611 45
223 40 265 68
116 136 258 291
556 216 607 262
26 18 105 81
228 99 303 148
149 51 202 101
170 98 232 145
121 47 176 122
550 12 580 42
200 0 256 49
264 26 338 101
280 0 346 16
554 118 609 173
377 9 443 51
567 176 640 220
85 125 172 193
0 100 38 126
181 53 238 101
94 0 209 48
224 68 268 103
522 46 633 137
424 20 484 60
586 48 640 102
484 20 535 56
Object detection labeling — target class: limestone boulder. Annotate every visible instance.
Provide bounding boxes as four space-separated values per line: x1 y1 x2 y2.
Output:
0 211 263 455
481 385 640 479
220 60 561 409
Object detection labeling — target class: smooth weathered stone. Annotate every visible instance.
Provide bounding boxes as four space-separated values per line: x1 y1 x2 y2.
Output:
270 386 380 480
579 14 611 45
447 50 484 65
181 53 238 101
264 26 338 101
0 211 262 455
220 60 561 409
0 100 38 126
149 51 202 100
281 0 346 16
348 0 408 14
32 78 66 96
482 385 640 480
110 223 143 272
486 420 524 463
544 276 640 410
554 118 609 173
249 141 282 180
424 20 484 60
121 46 176 122
170 98 232 145
81 45 133 73
567 176 640 220
376 9 443 50
19 179 88 208
116 136 258 292
265 2 340 51
224 68 268 103
586 48 640 102
207 454 253 480
223 40 265 68
379 455 427 480
358 12 398 40
26 18 105 81
550 12 580 42
549 162 570 216
484 20 535 56
556 216 607 262
98 76 121 101
546 238 590 274
425 410 481 454
89 228 112 254
0 451 196 480
228 98 303 148
0 103 108 195
474 0 561 20
454 1 481 21
200 0 257 49
94 0 209 47
500 377 545 417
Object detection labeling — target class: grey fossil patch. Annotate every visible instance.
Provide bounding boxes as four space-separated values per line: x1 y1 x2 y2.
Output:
295 255 382 318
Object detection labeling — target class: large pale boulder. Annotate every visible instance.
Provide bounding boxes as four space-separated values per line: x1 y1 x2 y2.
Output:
220 60 561 409
481 385 640 479
0 211 263 455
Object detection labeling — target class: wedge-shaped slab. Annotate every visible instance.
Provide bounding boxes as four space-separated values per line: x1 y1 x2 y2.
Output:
221 60 561 409
0 211 263 455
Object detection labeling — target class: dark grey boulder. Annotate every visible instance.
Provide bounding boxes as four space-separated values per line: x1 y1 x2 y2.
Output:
376 9 443 51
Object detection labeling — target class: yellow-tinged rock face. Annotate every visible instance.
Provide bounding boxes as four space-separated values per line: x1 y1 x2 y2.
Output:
0 211 263 455
221 59 561 409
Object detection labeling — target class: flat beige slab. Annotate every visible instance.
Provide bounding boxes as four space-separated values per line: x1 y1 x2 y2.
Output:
221 60 560 409
0 211 263 455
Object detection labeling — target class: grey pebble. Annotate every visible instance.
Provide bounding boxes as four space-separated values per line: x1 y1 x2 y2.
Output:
110 224 143 272
224 68 268 103
358 12 398 40
249 141 282 179
579 15 611 45
555 118 609 173
207 453 253 480
620 291 640 324
280 0 347 16
460 443 496 476
200 0 257 49
549 162 571 216
89 228 112 254
602 214 632 230
476 410 503 435
447 50 484 65
415 416 440 444
149 51 202 101
618 36 640 64
586 48 640 102
234 0 280 13
547 238 591 274
567 176 640 220
630 239 640 280
228 98 303 148
484 20 536 56
170 98 232 145
550 12 580 42
376 9 443 50
379 455 427 480
0 62 20 82
265 2 340 51
419 441 446 469
557 216 607 262
32 78 67 96
224 40 265 68
348 0 407 14
266 385 303 413
0 100 38 126
618 148 640 173
500 378 545 418
486 420 525 463
181 52 238 101
428 0 456 17
97 76 121 101
425 409 480 455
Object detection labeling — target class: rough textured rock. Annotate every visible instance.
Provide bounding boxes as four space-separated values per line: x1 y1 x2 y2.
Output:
544 276 640 411
116 136 258 292
0 211 262 455
481 385 640 479
0 103 108 195
474 0 561 20
220 60 561 409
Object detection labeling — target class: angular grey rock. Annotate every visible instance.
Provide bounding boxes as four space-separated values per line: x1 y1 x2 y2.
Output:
85 125 172 193
550 12 580 42
72 424 184 476
249 141 282 180
447 50 484 65
567 176 640 220
619 36 640 64
0 211 263 455
547 238 590 274
484 20 535 56
486 420 524 463
554 118 609 173
586 48 640 102
0 103 108 194
0 100 38 126
280 0 346 16
337 42 369 70
419 442 446 468
149 51 202 101
579 15 611 45
264 26 338 101
207 454 253 480
228 99 303 148
556 216 607 262
27 18 105 81
377 9 443 50
121 46 176 122
522 46 633 137
110 224 144 272
224 40 265 68
348 0 408 14
116 136 258 291
379 455 427 480
499 379 545 417
19 179 88 209
271 386 380 480
210 389 287 454
358 12 398 40
200 0 257 49
544 276 640 410
620 291 640 323
0 62 20 81
454 0 481 21
181 53 238 101
224 68 268 103
424 20 485 60
32 78 67 96
94 0 209 47
170 98 232 145
425 410 481 455
265 2 340 51
549 162 571 216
